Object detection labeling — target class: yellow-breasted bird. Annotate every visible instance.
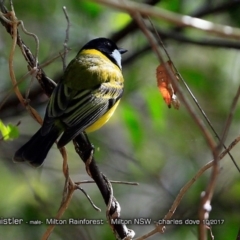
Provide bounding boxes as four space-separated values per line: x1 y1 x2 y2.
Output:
13 38 127 167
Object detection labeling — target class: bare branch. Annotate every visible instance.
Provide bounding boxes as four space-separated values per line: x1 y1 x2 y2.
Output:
76 186 101 212
0 2 132 239
91 0 240 39
73 133 134 239
136 135 240 239
62 6 70 71
131 13 221 240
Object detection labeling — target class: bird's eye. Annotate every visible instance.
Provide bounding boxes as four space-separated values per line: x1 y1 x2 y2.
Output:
106 42 111 47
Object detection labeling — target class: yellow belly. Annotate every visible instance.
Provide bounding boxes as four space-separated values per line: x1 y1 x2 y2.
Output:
85 100 120 133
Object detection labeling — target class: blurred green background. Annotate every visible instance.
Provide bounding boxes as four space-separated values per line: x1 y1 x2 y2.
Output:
1 0 240 239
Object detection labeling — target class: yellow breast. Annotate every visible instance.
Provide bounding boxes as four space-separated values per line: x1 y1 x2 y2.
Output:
74 49 123 133
85 99 120 133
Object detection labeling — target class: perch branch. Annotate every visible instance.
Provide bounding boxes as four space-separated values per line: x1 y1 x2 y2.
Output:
0 2 133 239
74 133 134 239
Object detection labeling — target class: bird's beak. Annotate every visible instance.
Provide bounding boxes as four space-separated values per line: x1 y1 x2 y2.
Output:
118 48 127 54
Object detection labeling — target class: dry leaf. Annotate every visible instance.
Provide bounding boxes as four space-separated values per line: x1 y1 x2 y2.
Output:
156 61 180 109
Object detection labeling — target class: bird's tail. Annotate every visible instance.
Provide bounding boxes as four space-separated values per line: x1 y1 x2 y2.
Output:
13 126 61 167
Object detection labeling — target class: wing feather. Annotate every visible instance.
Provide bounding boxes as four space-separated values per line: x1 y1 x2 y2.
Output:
57 82 123 147
41 54 124 145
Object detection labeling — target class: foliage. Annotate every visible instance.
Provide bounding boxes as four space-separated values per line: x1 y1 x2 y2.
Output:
0 120 19 140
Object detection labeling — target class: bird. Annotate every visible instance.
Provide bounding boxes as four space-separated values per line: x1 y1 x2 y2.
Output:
13 37 127 167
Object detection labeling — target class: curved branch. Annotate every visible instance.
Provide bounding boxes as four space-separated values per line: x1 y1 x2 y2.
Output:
0 2 132 239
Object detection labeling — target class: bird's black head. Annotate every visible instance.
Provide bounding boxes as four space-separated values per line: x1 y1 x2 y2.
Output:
81 37 127 69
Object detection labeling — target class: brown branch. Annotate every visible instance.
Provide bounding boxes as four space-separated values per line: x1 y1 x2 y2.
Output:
136 135 240 240
0 2 133 239
42 148 76 240
130 13 219 240
73 133 134 239
61 6 70 71
164 40 240 172
0 2 56 97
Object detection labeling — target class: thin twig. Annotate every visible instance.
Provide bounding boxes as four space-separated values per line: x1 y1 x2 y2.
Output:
0 1 56 96
5 10 43 124
149 18 240 173
220 85 240 149
134 13 217 152
7 11 25 107
136 135 240 240
62 6 70 71
206 225 214 240
75 180 139 186
132 13 220 240
42 148 76 240
18 20 39 68
147 15 236 238
180 73 240 171
76 186 101 211
17 20 40 100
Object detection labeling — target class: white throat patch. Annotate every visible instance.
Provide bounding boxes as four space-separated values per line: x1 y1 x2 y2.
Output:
111 49 122 69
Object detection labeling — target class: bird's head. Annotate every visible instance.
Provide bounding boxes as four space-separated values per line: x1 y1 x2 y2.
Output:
80 37 127 69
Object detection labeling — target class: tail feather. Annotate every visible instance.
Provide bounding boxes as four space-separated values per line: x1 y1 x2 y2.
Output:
13 126 61 167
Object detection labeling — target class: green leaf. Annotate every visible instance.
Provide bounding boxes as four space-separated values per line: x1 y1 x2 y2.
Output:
120 103 143 148
0 120 19 141
142 87 166 132
77 1 102 18
110 13 131 30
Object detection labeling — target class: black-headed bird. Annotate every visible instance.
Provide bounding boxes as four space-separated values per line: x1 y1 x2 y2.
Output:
13 38 127 167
